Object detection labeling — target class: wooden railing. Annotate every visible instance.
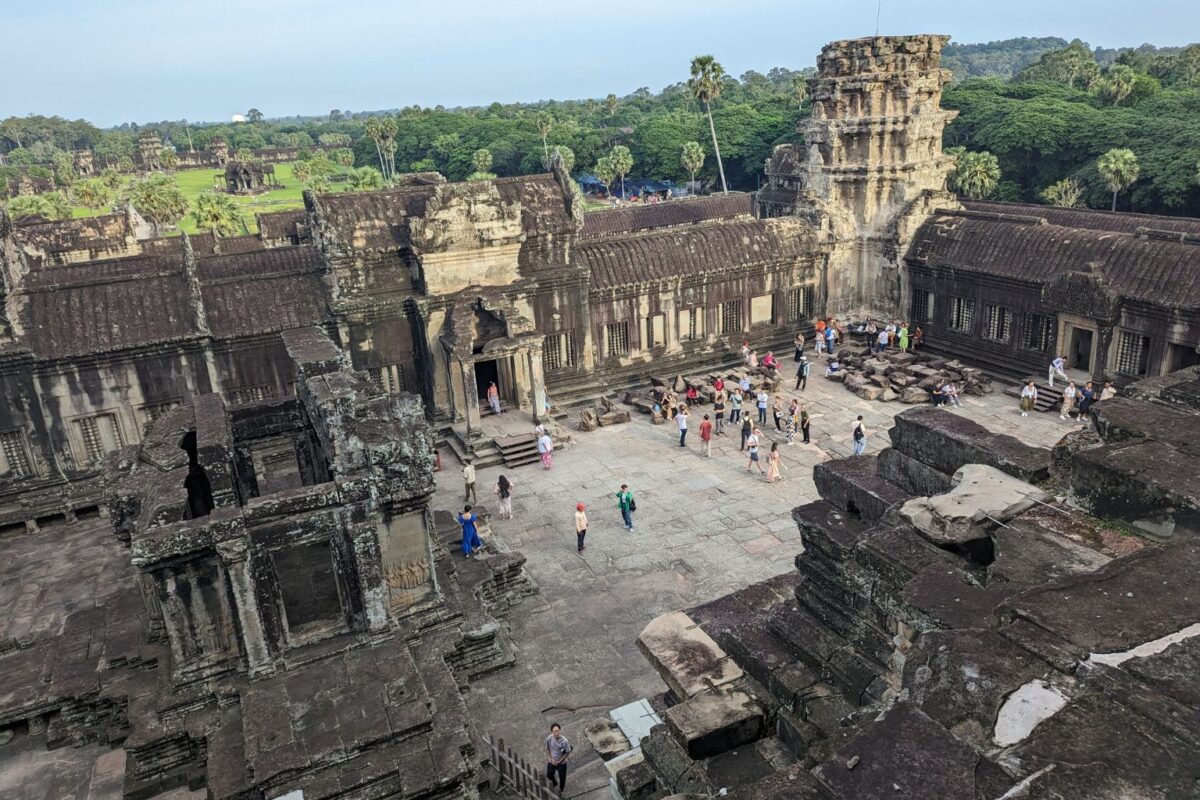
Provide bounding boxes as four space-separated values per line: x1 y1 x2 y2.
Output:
484 734 561 799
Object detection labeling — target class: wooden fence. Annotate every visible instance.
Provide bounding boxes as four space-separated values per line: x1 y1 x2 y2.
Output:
484 734 562 799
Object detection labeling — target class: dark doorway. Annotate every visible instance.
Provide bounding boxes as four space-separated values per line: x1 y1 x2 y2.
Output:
474 359 499 400
1068 327 1094 371
1166 343 1200 373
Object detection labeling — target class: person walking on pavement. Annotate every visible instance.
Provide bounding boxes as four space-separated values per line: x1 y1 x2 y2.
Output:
766 442 783 483
795 356 810 391
462 460 477 503
574 503 588 552
1049 355 1069 388
537 430 554 469
740 414 753 452
1019 380 1038 417
772 396 784 432
746 428 765 474
676 404 689 447
756 389 769 426
616 484 635 531
545 723 573 794
456 505 482 558
713 392 726 435
493 475 514 519
852 415 868 456
699 414 713 457
800 405 812 444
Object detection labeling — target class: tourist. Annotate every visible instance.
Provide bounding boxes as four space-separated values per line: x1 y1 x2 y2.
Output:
729 389 743 424
886 320 898 349
574 503 588 552
545 723 573 794
748 350 759 369
432 441 442 472
486 381 502 415
800 405 813 444
534 420 546 438
786 399 799 445
713 376 725 395
815 318 827 354
676 404 689 447
1019 380 1038 417
930 384 945 407
763 351 778 370
913 325 925 350
713 392 726 434
739 374 752 394
616 484 635 530
825 359 841 378
898 323 910 353
740 414 753 452
685 384 699 407
943 382 961 407
1049 355 1069 388
741 340 751 365
462 460 477 503
1100 381 1117 401
756 389 769 425
766 442 783 483
537 430 554 469
493 475 514 519
796 356 810 391
456 505 482 559
793 332 806 361
1078 381 1097 417
772 396 784 432
865 318 878 335
1060 381 1077 420
824 324 836 353
699 414 713 457
876 328 889 354
852 415 868 456
746 427 765 474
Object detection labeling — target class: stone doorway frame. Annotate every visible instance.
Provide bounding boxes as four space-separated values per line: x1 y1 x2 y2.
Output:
1056 313 1100 376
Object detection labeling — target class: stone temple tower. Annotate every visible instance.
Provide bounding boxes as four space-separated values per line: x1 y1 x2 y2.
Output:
760 34 960 320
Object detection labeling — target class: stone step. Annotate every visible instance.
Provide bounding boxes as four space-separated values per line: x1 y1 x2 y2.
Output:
493 434 542 469
811 457 914 522
767 604 887 706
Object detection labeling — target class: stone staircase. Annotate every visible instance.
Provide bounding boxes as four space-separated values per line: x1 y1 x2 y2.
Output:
493 434 541 468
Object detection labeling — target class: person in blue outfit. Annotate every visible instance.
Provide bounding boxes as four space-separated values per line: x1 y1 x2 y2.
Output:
457 505 483 558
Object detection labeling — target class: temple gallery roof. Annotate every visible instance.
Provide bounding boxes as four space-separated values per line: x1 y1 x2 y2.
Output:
910 204 1200 310
580 193 753 238
578 217 816 290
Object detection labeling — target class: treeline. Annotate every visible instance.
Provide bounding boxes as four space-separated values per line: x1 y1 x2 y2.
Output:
2 39 1199 216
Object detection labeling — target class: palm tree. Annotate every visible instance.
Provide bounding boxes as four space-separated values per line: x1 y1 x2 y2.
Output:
549 145 575 174
467 148 495 181
74 180 113 213
609 146 633 199
689 55 729 194
535 112 553 168
130 173 188 235
378 117 398 180
348 166 385 191
791 75 809 109
364 117 387 178
159 147 179 171
1041 178 1084 208
605 93 618 117
192 191 241 236
948 150 1001 200
1097 148 1140 211
680 141 705 192
594 156 616 196
1102 65 1136 106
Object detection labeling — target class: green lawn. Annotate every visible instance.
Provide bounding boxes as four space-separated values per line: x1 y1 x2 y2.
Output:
72 162 346 235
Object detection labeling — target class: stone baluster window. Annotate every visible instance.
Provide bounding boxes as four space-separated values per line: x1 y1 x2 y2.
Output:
0 430 32 478
1116 331 1151 376
949 297 975 333
982 305 1012 342
604 322 630 357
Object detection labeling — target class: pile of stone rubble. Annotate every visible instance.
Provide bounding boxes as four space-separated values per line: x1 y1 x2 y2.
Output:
823 347 993 403
623 371 783 421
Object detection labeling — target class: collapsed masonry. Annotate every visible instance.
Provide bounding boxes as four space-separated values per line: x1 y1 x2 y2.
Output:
0 327 536 798
622 374 1200 799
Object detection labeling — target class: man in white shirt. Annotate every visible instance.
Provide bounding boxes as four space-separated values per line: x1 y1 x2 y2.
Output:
876 329 889 354
462 461 477 502
852 415 868 456
676 405 689 447
1049 355 1068 388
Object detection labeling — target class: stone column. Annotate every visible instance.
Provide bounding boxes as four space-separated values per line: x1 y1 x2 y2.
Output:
348 521 391 633
527 347 547 422
215 538 275 678
460 359 483 440
1095 325 1115 380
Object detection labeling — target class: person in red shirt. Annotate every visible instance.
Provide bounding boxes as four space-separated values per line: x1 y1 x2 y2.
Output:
699 414 714 457
713 376 724 395
686 385 699 406
814 319 827 354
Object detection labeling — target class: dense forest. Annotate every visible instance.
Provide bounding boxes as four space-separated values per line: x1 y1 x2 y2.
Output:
2 37 1199 219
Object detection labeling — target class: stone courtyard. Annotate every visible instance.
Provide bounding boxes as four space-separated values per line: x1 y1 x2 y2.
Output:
434 371 1071 797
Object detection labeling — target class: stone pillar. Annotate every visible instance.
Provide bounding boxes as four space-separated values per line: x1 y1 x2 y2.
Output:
460 359 483 440
348 521 391 633
215 538 275 678
1095 325 1115 380
527 347 547 421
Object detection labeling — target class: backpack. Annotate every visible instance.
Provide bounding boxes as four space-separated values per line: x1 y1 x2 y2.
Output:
853 423 864 441
629 498 636 512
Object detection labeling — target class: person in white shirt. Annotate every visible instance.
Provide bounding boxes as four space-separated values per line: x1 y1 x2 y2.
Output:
851 415 868 455
462 461 477 502
676 405 689 447
1060 381 1077 420
1020 380 1038 417
876 329 889 354
1049 355 1068 388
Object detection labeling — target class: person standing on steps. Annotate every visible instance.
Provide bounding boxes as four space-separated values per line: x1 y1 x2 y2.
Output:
676 404 689 447
699 414 713 457
1020 380 1038 417
545 723 573 794
493 475 514 519
1049 355 1069 388
795 356 810 391
852 415 868 456
574 503 588 553
456 505 482 559
462 460 477 503
898 322 910 353
486 381 502 415
616 484 635 531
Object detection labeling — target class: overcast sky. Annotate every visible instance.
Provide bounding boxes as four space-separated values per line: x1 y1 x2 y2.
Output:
3 0 1197 126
